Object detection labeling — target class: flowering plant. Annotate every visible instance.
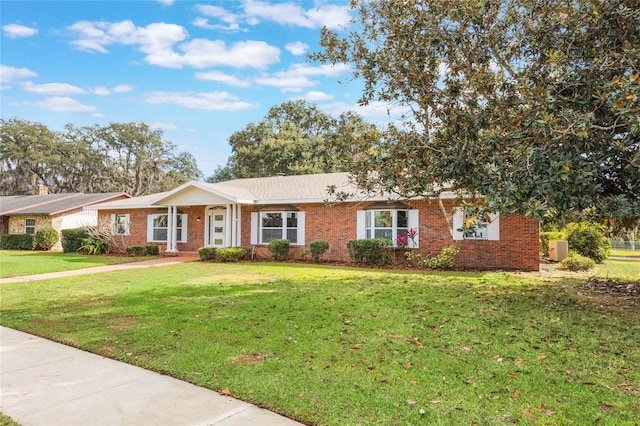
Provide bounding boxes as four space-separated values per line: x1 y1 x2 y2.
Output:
396 227 418 248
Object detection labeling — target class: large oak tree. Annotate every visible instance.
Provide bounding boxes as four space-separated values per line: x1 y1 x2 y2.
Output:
312 0 639 220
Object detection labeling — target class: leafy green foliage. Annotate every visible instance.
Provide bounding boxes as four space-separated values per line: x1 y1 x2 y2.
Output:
216 247 250 262
421 245 460 270
267 239 290 260
61 228 91 253
0 234 35 250
198 247 217 261
540 232 564 257
563 222 611 263
346 238 393 266
206 101 369 181
312 0 640 220
34 227 59 250
126 245 159 256
558 253 596 272
309 239 330 263
78 237 108 255
0 119 202 196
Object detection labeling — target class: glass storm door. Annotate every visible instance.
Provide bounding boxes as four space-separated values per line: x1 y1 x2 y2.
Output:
208 210 226 248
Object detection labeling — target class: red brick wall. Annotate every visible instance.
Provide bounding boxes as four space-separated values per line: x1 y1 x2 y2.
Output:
241 200 540 271
101 200 539 271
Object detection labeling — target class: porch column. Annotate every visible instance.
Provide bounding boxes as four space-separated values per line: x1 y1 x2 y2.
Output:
166 206 177 253
170 205 178 252
230 204 237 246
225 204 232 247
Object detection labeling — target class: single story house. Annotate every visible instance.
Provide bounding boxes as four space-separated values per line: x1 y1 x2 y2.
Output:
86 172 540 271
0 192 130 250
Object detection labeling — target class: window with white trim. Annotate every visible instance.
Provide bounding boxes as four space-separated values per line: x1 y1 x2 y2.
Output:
357 208 419 248
147 214 187 243
24 218 36 235
111 213 130 235
250 210 305 246
261 212 298 244
452 208 500 241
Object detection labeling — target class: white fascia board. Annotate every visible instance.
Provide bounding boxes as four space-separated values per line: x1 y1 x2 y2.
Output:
152 181 239 205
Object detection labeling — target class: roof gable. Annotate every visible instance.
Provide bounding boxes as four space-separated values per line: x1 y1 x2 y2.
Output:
0 193 130 216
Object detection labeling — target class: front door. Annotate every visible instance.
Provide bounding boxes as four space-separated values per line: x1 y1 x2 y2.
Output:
207 209 226 248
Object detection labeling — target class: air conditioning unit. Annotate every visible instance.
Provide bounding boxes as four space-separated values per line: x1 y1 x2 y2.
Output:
549 240 568 262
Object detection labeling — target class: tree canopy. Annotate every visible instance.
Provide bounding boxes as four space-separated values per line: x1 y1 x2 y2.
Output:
1 119 202 196
312 0 640 220
206 100 373 182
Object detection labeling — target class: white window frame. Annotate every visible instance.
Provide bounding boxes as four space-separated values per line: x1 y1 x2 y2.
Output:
356 209 419 248
24 218 36 235
147 213 188 243
250 211 305 246
452 208 500 241
111 213 130 236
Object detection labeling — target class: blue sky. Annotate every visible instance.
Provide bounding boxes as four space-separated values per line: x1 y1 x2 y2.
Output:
1 0 398 177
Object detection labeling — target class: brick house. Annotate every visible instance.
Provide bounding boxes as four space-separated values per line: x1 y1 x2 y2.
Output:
87 172 540 271
0 192 130 250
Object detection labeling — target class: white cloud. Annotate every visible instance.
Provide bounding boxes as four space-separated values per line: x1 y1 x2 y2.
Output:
113 84 134 93
242 0 351 29
0 65 37 82
285 41 308 56
254 63 350 92
93 86 110 96
30 96 97 112
20 81 86 95
3 23 38 38
299 91 334 101
149 121 178 130
320 101 412 119
179 39 279 69
195 71 251 87
194 5 242 31
144 91 257 111
155 0 175 5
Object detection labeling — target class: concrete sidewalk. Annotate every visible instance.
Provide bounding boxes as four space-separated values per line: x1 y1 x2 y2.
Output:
0 255 200 284
0 327 304 426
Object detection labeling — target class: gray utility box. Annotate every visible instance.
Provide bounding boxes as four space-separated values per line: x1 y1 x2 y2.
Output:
549 240 569 262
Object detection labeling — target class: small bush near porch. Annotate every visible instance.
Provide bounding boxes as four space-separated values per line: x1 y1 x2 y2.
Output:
1 262 638 425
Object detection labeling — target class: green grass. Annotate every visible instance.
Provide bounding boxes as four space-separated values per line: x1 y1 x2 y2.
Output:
0 250 157 278
610 249 640 258
593 259 640 281
1 262 638 425
0 413 20 426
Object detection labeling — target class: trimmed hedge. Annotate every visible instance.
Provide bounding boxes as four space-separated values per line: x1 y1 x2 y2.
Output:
34 227 59 250
310 239 330 263
346 238 393 266
127 245 160 256
217 247 250 262
0 234 35 250
558 253 595 272
61 227 91 253
198 247 217 261
268 239 290 260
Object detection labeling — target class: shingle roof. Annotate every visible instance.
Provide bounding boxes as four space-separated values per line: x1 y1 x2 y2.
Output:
83 192 170 210
0 193 130 216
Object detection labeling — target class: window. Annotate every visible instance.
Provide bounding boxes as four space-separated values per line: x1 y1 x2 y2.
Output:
111 213 130 235
357 209 419 248
250 211 305 246
261 212 298 243
24 218 36 235
147 214 187 243
452 208 500 241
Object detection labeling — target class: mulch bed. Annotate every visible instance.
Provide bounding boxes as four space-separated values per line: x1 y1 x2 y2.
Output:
581 278 640 299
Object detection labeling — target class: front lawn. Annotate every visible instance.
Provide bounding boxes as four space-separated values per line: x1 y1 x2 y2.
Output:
0 250 157 278
1 263 638 425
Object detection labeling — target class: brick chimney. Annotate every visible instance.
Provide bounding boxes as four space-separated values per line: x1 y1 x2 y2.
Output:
35 184 49 195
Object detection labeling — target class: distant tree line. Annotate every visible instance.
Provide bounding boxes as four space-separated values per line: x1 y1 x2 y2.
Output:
0 119 202 196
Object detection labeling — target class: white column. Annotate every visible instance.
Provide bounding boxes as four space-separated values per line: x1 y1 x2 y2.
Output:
230 204 237 246
171 205 178 252
166 206 175 253
225 204 232 247
204 209 210 247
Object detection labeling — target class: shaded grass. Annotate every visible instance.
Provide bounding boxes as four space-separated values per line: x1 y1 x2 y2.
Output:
0 250 156 278
1 262 638 425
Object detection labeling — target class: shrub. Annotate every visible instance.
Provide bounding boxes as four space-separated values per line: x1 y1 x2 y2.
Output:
0 234 35 250
268 239 291 260
61 227 91 253
419 244 460 270
126 246 146 256
145 245 159 256
34 227 59 250
540 231 563 257
346 238 393 266
558 253 595 272
562 222 611 263
78 237 108 255
198 247 217 261
217 247 250 262
309 239 330 262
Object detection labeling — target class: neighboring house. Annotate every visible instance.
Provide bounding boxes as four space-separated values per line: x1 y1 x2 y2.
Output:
0 192 131 250
86 172 540 271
